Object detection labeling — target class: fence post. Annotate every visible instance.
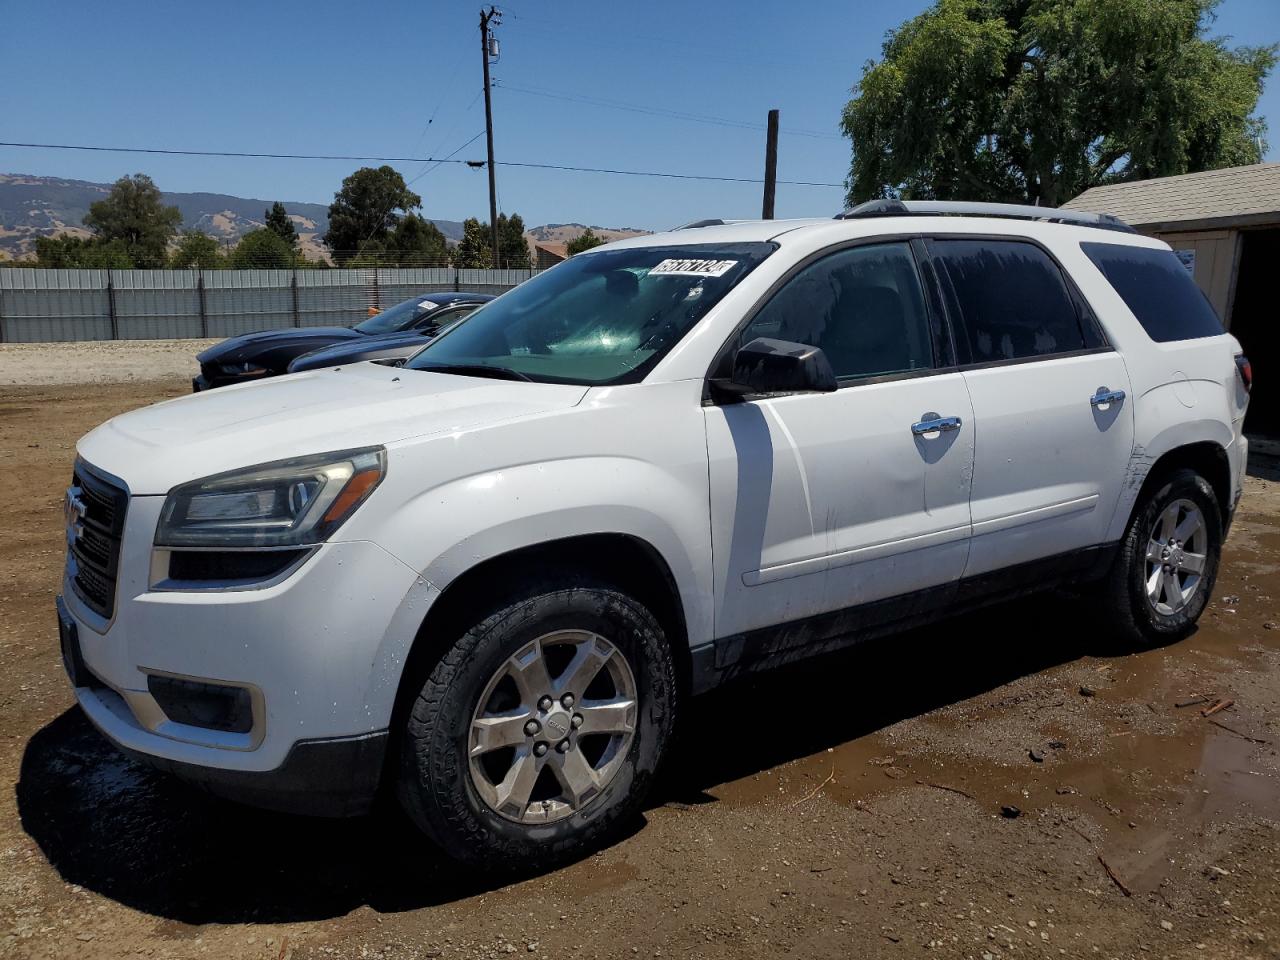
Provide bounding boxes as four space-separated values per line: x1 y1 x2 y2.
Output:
197 271 208 338
0 284 6 344
371 269 380 313
291 269 301 327
106 271 119 340
453 266 460 293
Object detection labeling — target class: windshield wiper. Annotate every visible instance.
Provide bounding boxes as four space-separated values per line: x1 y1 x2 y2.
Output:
415 362 533 382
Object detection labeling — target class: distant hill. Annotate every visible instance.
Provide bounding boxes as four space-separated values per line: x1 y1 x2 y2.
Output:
525 222 650 245
0 174 465 262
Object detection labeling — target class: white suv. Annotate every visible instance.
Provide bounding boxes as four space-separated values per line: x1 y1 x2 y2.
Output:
58 201 1250 867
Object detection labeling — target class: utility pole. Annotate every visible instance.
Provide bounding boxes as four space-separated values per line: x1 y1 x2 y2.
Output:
480 6 502 267
762 109 779 219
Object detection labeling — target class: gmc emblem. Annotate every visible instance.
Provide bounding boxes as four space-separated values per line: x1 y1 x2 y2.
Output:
64 486 87 547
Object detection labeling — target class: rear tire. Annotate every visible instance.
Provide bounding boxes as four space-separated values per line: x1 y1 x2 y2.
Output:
397 578 677 870
1100 467 1222 645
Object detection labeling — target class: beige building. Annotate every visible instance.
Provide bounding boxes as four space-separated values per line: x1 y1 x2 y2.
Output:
1067 164 1280 432
533 241 568 270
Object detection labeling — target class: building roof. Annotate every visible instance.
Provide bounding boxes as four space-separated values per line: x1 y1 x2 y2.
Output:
534 241 569 258
1064 163 1280 231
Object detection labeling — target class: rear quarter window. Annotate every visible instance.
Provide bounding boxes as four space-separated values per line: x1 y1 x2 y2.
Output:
1081 242 1224 342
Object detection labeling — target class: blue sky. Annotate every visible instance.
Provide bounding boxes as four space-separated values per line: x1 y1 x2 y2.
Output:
3 0 1278 231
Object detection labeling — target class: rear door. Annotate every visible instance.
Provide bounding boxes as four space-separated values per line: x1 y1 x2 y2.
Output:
927 237 1134 580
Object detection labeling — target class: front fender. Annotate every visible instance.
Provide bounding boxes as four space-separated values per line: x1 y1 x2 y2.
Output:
358 456 713 724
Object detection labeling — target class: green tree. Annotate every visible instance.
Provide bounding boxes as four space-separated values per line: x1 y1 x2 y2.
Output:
170 230 224 269
841 0 1277 207
82 173 181 268
324 166 422 265
390 213 449 266
566 227 605 256
34 235 134 269
453 217 492 268
229 228 295 269
264 201 298 250
497 212 531 269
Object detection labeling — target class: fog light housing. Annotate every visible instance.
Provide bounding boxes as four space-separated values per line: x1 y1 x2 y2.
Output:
147 675 254 734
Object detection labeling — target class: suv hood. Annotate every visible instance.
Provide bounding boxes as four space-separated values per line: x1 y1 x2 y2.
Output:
78 363 588 494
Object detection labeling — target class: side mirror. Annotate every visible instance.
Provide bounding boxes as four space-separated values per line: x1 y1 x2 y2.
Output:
713 337 838 399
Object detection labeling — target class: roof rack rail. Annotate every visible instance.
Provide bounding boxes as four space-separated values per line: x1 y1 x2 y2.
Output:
834 199 1135 234
673 218 729 230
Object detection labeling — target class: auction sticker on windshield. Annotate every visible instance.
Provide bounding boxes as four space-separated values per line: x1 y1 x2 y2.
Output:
649 258 738 277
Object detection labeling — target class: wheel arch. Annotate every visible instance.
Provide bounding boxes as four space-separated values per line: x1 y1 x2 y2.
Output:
384 532 692 761
1127 440 1232 535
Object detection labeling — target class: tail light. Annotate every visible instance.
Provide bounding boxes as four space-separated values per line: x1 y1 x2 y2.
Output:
1235 354 1252 393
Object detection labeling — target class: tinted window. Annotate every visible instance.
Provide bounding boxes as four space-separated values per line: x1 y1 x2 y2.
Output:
1082 242 1224 342
355 295 437 335
740 242 933 380
935 240 1086 362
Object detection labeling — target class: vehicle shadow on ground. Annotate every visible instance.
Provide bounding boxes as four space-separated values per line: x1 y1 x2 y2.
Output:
17 594 1121 925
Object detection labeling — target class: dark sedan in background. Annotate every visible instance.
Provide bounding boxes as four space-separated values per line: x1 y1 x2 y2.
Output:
193 292 494 390
287 303 477 373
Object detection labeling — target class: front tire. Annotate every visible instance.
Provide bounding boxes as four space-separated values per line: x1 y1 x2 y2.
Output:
397 579 677 870
1101 467 1222 645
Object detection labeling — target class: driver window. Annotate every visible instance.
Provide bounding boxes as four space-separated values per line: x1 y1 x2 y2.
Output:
741 242 934 380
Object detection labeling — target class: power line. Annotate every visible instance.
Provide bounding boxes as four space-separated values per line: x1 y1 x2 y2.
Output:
0 140 844 188
494 81 841 140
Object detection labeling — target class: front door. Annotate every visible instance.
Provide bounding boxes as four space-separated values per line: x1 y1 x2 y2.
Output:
705 240 975 650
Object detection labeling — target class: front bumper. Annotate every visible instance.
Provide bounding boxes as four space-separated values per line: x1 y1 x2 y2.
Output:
117 727 389 817
192 369 277 392
57 491 423 813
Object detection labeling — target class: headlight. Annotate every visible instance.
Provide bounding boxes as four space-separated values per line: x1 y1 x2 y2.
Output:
155 447 386 548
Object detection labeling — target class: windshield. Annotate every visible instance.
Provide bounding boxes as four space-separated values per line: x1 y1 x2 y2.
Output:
355 295 444 335
405 242 775 385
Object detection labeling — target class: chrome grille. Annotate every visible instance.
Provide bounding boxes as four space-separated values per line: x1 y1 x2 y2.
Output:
68 463 128 618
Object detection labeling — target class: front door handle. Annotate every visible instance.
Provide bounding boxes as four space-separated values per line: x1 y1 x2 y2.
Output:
911 412 963 436
1090 387 1126 407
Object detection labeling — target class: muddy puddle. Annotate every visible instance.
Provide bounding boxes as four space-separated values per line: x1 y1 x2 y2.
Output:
701 518 1280 901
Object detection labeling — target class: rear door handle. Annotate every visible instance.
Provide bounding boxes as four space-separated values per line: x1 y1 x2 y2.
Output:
911 412 963 436
1090 387 1126 407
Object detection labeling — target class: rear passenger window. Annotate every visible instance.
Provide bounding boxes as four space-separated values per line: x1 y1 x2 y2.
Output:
1081 242 1224 342
741 242 934 380
934 239 1087 363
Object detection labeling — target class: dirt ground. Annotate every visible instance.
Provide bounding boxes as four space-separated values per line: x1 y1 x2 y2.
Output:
0 340 218 386
2 374 1279 960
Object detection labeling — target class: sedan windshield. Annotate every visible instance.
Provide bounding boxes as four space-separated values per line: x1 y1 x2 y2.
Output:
405 242 775 385
356 295 445 335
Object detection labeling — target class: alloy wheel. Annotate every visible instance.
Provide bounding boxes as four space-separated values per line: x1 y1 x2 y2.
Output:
1144 498 1208 616
468 629 638 823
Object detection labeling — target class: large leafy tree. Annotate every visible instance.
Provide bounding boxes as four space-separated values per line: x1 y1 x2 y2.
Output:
453 217 492 268
264 201 299 251
841 0 1276 207
324 166 422 265
82 173 182 268
229 228 295 269
390 213 449 266
497 213 531 269
567 227 605 256
170 230 224 269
